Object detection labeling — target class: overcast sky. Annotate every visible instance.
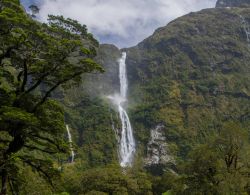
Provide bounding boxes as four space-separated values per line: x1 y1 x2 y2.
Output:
22 0 217 48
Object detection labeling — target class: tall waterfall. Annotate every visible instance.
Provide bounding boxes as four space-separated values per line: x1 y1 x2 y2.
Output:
66 125 75 163
109 52 135 167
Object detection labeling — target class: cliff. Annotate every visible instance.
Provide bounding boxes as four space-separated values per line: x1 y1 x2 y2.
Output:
124 6 250 169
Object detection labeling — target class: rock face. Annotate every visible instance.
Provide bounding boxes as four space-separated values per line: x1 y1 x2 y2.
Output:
216 0 250 7
62 44 121 104
84 44 121 96
145 125 172 166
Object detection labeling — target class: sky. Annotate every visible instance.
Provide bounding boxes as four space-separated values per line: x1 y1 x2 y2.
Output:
21 0 217 48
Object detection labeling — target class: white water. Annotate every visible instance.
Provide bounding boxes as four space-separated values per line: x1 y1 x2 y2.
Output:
240 15 250 47
145 125 171 165
66 125 75 163
108 52 135 167
119 53 128 98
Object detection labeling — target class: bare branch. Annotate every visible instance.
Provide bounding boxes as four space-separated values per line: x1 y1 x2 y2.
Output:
32 71 83 112
20 60 28 92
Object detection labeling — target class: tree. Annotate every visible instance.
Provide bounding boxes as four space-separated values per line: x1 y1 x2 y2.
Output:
181 122 250 194
0 0 103 194
183 144 220 194
215 122 248 173
77 166 150 194
214 122 250 194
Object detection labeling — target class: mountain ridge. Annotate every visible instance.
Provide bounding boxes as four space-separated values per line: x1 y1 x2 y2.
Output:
122 5 250 169
63 1 250 169
216 0 250 7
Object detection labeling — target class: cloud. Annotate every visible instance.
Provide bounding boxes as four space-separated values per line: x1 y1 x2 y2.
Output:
37 0 217 48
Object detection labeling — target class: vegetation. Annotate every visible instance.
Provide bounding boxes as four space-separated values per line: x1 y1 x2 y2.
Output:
0 0 102 194
124 5 250 194
0 0 249 194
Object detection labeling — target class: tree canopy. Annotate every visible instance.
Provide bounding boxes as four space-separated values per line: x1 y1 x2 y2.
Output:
0 0 103 194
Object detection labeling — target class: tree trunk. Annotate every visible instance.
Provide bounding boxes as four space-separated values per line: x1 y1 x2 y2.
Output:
1 169 8 195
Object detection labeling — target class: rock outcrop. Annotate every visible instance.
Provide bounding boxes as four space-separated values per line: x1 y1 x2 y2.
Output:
145 125 172 166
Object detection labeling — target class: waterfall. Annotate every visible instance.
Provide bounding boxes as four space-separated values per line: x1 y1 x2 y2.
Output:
119 53 128 98
108 52 135 167
66 125 75 163
240 15 250 47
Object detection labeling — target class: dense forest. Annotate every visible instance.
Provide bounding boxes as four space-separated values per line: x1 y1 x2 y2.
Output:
0 0 250 194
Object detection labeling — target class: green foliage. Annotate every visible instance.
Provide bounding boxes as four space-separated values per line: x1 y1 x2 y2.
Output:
19 166 54 195
63 95 119 167
118 6 250 194
1 0 250 194
127 6 250 163
0 0 102 194
176 122 250 194
59 165 152 195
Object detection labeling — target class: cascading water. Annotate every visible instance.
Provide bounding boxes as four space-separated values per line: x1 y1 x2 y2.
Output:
108 52 135 167
66 125 75 163
240 15 250 47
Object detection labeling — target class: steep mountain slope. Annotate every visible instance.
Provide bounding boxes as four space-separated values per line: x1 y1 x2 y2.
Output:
125 6 250 168
5 0 250 194
59 1 250 171
38 2 250 192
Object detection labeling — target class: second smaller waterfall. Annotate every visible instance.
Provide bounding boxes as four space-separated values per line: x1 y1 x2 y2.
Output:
66 125 75 163
240 15 250 47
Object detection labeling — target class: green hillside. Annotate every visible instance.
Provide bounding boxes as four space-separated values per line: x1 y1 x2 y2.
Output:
126 6 250 161
0 0 250 194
